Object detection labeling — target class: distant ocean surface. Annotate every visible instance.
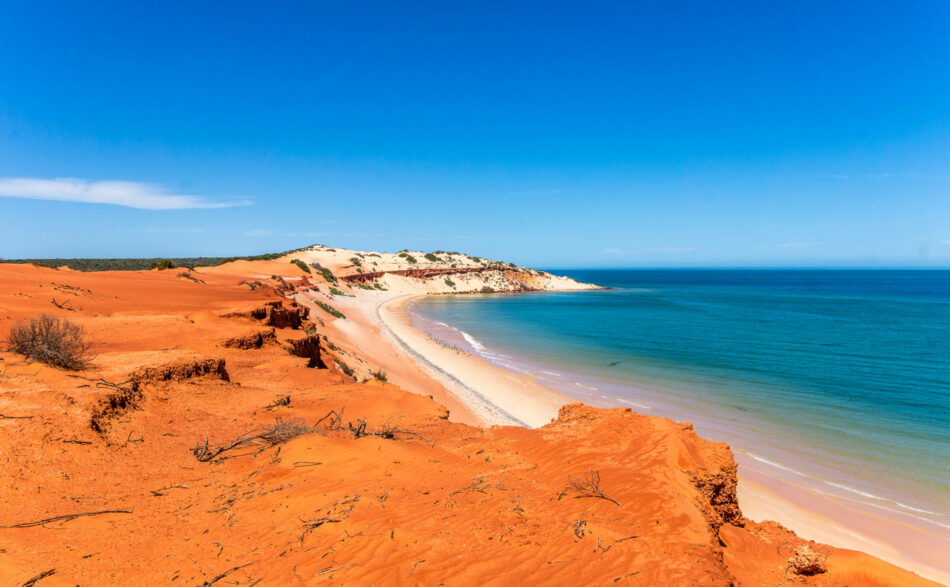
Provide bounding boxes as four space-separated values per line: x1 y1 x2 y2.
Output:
412 270 950 531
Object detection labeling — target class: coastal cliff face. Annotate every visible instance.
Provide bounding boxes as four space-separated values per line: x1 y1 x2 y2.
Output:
0 259 936 585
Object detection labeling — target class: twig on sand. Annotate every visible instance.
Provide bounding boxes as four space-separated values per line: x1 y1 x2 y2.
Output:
19 568 55 586
0 413 34 420
315 407 345 430
200 562 253 586
150 484 189 497
2 509 132 528
262 396 291 410
566 470 621 506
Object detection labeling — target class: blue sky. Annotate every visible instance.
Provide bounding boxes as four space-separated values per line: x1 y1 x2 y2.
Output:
1 1 948 267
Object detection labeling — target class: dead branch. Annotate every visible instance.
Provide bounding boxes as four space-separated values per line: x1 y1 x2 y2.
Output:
566 470 621 506
573 519 587 539
262 395 290 410
2 509 132 528
193 419 313 462
315 407 344 430
0 413 34 420
19 569 55 587
200 562 253 586
348 419 367 439
150 484 189 497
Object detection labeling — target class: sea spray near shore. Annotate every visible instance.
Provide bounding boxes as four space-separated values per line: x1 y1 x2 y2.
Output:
412 269 950 535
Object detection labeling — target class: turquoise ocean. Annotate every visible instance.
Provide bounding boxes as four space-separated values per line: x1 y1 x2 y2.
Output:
412 270 950 533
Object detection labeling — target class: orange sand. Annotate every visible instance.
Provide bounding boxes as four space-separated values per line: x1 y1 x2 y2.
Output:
0 261 940 585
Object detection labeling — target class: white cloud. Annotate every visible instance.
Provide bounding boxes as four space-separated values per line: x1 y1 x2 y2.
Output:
777 241 825 249
940 239 950 246
0 177 250 210
243 229 273 237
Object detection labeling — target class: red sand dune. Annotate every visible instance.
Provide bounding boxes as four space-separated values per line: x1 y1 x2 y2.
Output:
0 262 938 585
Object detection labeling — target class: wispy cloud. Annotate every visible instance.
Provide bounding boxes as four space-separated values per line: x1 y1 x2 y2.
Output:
940 239 950 246
777 241 825 249
604 246 695 255
0 177 250 210
243 229 273 237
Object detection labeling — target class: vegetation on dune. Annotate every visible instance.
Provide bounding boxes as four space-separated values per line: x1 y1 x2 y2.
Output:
315 301 346 319
335 359 355 378
444 278 456 288
350 256 362 266
150 259 175 270
320 268 337 283
6 314 89 370
424 253 441 262
480 286 495 294
369 368 388 383
5 246 313 272
398 252 418 264
291 259 311 273
356 283 374 290
329 286 353 297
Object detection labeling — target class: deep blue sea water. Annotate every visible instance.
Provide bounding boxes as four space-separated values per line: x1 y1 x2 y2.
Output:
414 270 950 528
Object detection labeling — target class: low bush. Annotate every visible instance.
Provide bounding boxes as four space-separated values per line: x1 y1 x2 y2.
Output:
370 368 388 383
444 278 456 288
6 314 89 370
315 301 346 319
291 259 312 273
424 253 440 262
150 259 175 270
320 268 337 283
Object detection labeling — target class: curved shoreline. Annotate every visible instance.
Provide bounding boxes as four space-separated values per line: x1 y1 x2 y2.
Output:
376 295 528 427
377 292 950 586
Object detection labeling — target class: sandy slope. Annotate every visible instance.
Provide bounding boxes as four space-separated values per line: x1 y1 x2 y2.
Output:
0 252 940 585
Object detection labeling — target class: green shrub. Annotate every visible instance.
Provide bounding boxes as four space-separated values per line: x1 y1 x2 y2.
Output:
370 368 388 383
356 283 374 290
320 268 337 283
445 278 456 288
404 255 417 264
350 256 362 266
480 286 495 293
291 259 311 273
424 253 440 262
315 301 346 319
150 259 175 270
335 359 355 378
329 286 354 297
6 314 89 370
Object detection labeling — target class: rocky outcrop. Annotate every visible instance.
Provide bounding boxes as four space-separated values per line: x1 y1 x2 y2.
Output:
222 328 278 349
284 335 327 368
130 357 230 384
246 300 309 329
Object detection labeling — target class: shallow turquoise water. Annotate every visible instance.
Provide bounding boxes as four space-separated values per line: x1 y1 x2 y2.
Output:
414 270 950 528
